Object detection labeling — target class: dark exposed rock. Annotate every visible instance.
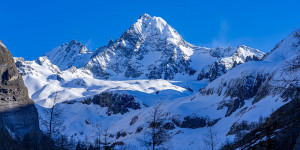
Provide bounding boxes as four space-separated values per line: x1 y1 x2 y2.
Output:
125 65 143 78
224 98 245 117
109 134 114 138
85 64 110 79
198 62 226 82
81 92 141 115
253 56 299 104
0 43 39 138
227 120 259 136
47 74 64 81
130 115 139 126
171 115 220 129
222 99 300 150
172 115 208 129
116 130 127 139
189 69 196 75
201 72 268 117
112 141 125 147
136 125 143 133
64 78 86 87
224 73 267 101
0 43 50 149
85 120 91 125
62 100 76 104
186 86 194 92
163 122 175 130
180 116 206 129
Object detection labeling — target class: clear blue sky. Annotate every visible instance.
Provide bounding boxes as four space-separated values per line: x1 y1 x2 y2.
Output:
1 0 299 60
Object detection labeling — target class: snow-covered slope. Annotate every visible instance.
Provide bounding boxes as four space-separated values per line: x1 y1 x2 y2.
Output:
14 14 299 150
263 29 300 62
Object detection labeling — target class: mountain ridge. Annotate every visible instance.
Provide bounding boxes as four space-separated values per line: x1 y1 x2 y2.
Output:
42 14 265 81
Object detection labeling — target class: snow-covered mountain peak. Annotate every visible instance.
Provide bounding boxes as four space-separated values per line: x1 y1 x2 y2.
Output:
121 14 182 45
136 13 167 30
45 40 92 71
83 14 200 79
209 45 264 59
197 45 265 82
139 13 151 19
264 28 300 62
235 45 265 59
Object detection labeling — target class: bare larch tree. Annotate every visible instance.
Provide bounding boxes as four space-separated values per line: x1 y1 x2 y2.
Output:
202 126 219 150
139 102 172 150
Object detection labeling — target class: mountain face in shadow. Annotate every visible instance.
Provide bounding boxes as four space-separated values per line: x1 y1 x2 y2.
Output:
0 41 47 149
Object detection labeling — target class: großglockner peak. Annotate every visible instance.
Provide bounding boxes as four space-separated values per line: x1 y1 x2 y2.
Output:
85 13 200 80
84 14 264 80
120 13 187 49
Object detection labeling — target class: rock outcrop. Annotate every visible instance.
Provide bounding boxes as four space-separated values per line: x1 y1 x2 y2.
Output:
0 42 40 148
221 98 300 150
81 92 141 115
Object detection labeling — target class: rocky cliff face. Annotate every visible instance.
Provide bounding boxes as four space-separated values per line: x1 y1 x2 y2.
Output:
0 41 39 143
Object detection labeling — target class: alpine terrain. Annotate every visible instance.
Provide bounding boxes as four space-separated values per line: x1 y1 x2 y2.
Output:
1 14 299 150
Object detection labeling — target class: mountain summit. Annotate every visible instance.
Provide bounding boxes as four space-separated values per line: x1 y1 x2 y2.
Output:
86 14 201 79
80 14 263 80
121 13 185 48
